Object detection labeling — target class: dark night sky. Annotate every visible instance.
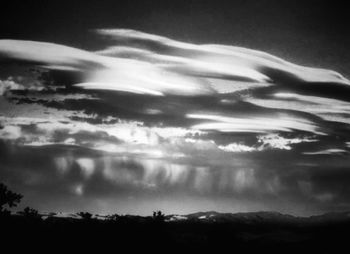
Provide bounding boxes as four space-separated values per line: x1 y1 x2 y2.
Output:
0 0 350 216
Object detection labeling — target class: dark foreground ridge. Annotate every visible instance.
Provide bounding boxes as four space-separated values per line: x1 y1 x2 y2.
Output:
1 183 349 252
1 210 350 252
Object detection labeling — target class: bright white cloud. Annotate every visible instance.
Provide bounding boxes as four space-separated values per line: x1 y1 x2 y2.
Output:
97 29 350 85
247 92 350 124
303 149 348 155
257 134 318 150
1 29 349 99
218 143 256 152
0 78 26 95
186 113 324 135
0 125 22 140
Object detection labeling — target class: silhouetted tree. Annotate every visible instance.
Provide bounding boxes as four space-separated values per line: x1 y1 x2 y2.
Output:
152 210 165 222
77 212 93 220
106 213 120 221
18 207 42 220
0 182 23 214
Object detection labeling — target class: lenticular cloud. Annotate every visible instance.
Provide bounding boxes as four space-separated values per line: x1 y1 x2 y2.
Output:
0 29 349 98
1 29 350 137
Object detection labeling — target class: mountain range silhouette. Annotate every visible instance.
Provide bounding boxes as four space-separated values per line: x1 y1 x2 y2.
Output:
3 209 349 252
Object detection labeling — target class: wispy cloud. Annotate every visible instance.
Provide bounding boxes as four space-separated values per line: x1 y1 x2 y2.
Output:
1 29 350 215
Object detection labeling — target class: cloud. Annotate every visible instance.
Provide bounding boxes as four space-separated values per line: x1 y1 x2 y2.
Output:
0 115 205 159
0 125 22 140
0 39 214 96
218 143 256 152
186 113 324 135
0 78 26 95
1 29 350 99
1 29 350 215
217 134 317 152
303 149 348 155
0 39 101 70
257 134 318 150
2 137 349 215
247 92 350 124
96 29 350 85
1 29 349 141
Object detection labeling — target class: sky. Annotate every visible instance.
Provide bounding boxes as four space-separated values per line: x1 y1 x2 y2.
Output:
0 0 350 216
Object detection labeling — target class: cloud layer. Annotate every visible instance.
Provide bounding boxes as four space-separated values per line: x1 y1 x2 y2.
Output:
0 29 350 215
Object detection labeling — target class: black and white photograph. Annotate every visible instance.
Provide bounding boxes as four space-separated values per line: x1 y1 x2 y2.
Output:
1 0 350 252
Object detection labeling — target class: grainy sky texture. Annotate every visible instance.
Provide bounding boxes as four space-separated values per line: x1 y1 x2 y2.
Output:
0 0 349 216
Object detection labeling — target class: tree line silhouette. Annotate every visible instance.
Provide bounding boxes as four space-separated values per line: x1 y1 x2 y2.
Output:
1 181 350 252
0 182 165 221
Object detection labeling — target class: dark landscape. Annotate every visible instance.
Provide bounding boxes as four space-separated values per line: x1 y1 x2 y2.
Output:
2 183 350 252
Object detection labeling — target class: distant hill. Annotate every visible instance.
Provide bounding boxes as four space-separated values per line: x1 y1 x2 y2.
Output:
166 210 350 224
2 210 350 252
36 210 350 226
